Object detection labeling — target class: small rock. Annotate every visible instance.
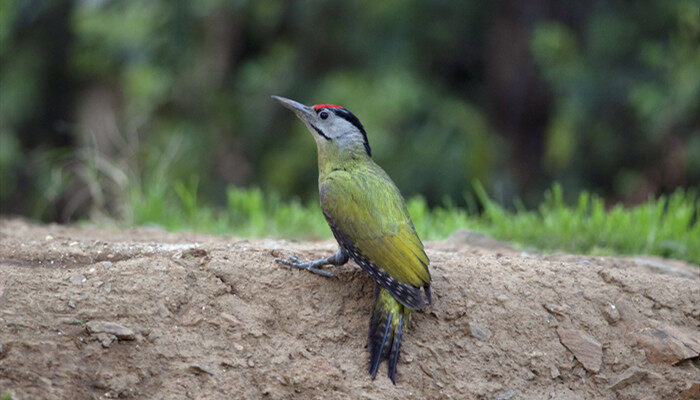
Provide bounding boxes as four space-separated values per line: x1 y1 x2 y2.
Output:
601 302 620 324
95 333 116 348
496 294 509 303
67 300 76 309
593 374 609 385
69 274 87 285
608 367 647 391
248 359 255 367
680 381 700 399
664 325 700 354
550 365 560 379
631 326 698 365
189 364 215 375
101 261 113 267
572 365 587 379
86 321 135 340
543 302 567 316
496 390 518 400
179 306 204 326
469 322 492 342
220 312 238 325
103 282 112 293
45 235 54 241
0 342 4 355
557 327 603 373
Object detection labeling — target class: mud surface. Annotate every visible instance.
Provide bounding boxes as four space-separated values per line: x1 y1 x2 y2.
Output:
1 218 698 399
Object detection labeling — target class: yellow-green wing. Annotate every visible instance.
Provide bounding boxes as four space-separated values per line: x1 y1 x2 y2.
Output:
320 166 431 309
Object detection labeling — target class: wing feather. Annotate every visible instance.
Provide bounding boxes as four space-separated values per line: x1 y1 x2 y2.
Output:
320 166 430 308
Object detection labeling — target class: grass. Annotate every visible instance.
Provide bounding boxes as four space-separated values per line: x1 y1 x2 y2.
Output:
120 179 699 265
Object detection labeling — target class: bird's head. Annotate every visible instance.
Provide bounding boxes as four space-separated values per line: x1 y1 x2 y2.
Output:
272 96 371 159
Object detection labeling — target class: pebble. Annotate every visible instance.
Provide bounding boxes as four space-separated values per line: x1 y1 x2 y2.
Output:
104 282 112 293
101 261 113 267
631 326 698 364
220 313 237 325
69 274 87 285
550 365 560 379
248 359 255 367
96 333 116 348
469 322 492 342
189 364 215 375
557 327 603 372
601 302 620 324
608 366 647 391
86 321 136 340
67 300 76 309
496 390 518 400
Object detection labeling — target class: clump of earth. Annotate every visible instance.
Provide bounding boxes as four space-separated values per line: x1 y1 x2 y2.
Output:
0 218 698 399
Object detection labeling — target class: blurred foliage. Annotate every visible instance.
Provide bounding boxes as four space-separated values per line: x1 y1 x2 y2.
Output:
0 0 698 226
116 181 700 265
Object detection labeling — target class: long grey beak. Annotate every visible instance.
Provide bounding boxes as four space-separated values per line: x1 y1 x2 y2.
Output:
272 95 314 122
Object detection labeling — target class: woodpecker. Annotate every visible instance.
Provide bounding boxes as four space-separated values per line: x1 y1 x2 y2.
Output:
272 96 432 384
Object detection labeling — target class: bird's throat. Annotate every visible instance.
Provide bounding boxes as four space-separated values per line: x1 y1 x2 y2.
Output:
317 145 372 178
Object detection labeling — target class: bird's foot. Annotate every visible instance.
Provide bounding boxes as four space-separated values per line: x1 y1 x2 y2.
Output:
275 255 336 278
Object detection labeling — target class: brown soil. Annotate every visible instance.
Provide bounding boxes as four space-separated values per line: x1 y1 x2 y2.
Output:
0 218 698 400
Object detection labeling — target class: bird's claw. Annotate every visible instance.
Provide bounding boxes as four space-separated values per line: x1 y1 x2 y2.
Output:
275 257 336 278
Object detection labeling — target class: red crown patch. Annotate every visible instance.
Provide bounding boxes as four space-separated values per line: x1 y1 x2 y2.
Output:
313 104 343 110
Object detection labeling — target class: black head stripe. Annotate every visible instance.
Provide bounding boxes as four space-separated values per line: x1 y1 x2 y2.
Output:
331 108 371 157
309 123 331 141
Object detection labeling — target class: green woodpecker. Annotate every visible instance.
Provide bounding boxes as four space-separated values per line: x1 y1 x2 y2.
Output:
272 96 432 384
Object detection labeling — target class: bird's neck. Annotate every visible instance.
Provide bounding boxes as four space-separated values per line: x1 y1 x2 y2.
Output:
317 147 373 177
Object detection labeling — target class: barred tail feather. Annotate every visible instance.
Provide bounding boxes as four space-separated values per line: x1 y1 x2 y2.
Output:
368 284 410 384
387 313 403 382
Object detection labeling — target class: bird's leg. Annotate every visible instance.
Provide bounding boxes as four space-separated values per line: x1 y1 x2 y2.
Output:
275 248 349 278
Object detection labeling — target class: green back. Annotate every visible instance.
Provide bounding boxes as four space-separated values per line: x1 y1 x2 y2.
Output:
319 161 430 288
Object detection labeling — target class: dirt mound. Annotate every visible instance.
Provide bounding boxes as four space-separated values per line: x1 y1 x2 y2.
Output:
1 219 698 399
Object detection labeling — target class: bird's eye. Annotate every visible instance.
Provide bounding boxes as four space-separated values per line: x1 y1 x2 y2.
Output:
320 111 329 120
